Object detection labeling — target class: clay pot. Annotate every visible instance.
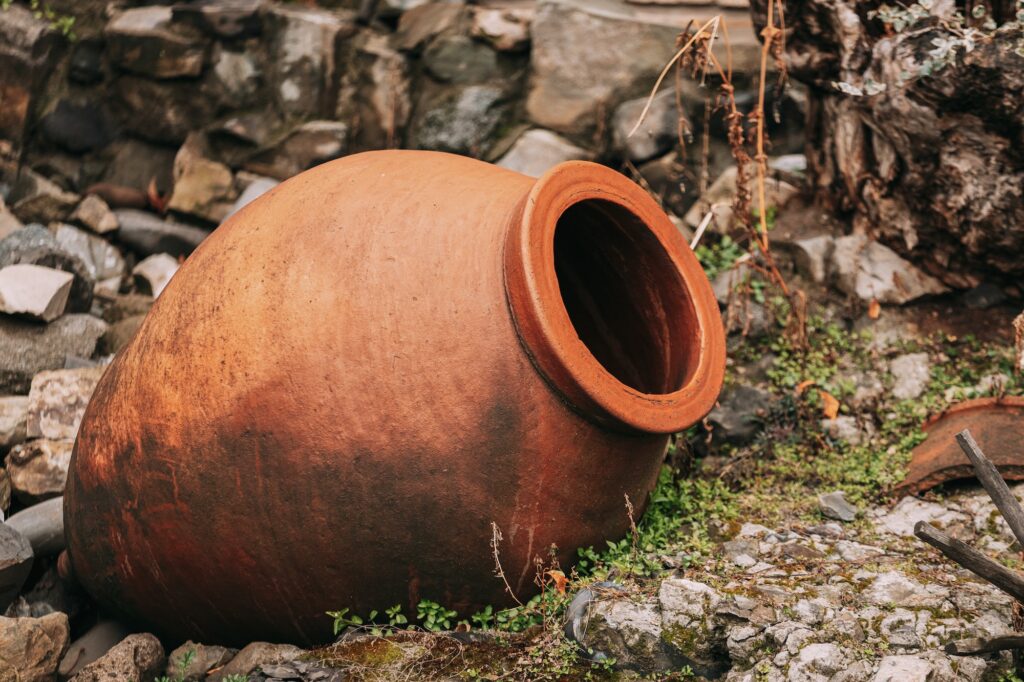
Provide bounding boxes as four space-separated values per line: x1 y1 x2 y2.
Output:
65 151 725 645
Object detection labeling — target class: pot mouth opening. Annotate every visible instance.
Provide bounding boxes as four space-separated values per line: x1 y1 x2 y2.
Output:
504 161 725 434
552 198 696 396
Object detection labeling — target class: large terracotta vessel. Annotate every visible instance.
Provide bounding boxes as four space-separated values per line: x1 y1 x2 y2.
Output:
65 151 725 646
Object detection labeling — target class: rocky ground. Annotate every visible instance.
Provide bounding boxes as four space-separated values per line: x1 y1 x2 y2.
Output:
2 0 1024 680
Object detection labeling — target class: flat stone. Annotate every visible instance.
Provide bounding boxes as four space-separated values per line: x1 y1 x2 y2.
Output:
889 352 930 400
0 314 107 394
106 6 208 79
8 170 80 226
209 642 301 680
863 571 949 609
58 620 132 679
818 491 858 522
0 264 73 322
831 235 948 304
0 522 33 611
0 612 69 680
0 224 94 314
496 129 593 178
423 34 500 84
5 439 73 503
71 632 165 682
612 89 678 162
133 253 179 299
71 195 119 235
527 2 678 135
26 367 105 441
114 209 208 258
471 7 532 51
6 495 64 556
52 224 126 286
412 86 508 156
168 139 236 224
875 496 967 537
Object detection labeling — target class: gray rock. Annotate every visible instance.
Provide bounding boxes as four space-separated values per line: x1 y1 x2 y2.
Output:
210 48 262 106
209 642 301 680
5 439 72 503
6 496 64 556
0 314 107 394
862 571 949 609
168 138 236 224
612 89 678 162
0 224 94 313
227 177 278 219
413 86 508 156
246 121 348 181
39 99 115 154
114 209 209 258
267 5 355 118
172 0 265 39
423 35 500 84
496 129 593 177
706 384 771 446
133 253 179 299
0 522 33 611
333 31 412 152
889 352 930 400
659 578 729 677
527 2 678 135
818 491 858 522
26 367 105 441
790 235 834 284
112 75 218 145
875 496 967 537
0 264 73 322
106 6 208 79
52 224 126 285
831 235 948 304
787 642 847 679
0 612 68 681
395 2 465 53
101 139 176 194
58 620 132 679
583 598 671 672
71 195 119 235
879 609 922 649
872 652 958 681
71 632 165 682
166 640 236 681
0 396 28 454
820 416 867 445
0 5 62 149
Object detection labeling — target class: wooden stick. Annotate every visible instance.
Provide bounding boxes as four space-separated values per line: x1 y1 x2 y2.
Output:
914 521 1024 605
945 635 1024 655
956 429 1024 549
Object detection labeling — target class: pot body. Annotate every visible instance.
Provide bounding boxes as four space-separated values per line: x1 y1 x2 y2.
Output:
65 151 724 645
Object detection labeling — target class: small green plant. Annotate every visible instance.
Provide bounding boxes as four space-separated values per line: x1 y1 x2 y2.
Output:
416 599 457 631
326 608 364 635
695 234 744 280
155 648 195 682
1 0 76 38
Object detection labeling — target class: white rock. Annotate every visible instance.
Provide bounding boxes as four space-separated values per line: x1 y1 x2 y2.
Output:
496 129 593 178
833 540 883 562
0 264 74 322
52 224 125 284
132 253 179 298
26 367 106 441
471 7 531 51
889 352 930 400
683 166 798 230
875 496 967 536
71 195 119 235
831 235 948 304
862 571 949 608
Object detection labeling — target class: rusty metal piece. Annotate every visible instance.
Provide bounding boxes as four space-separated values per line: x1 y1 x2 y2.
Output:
64 151 726 646
896 397 1024 496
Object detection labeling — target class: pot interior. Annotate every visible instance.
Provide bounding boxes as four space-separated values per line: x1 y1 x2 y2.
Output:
553 199 698 396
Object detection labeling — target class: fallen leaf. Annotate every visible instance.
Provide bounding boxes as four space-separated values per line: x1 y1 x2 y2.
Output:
867 298 881 320
795 380 815 396
819 390 840 419
147 177 168 214
546 570 568 595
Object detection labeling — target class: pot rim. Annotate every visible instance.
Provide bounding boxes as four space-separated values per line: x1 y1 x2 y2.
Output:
503 160 726 434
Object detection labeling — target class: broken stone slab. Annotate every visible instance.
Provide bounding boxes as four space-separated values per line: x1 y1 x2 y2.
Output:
890 352 931 401
0 264 74 322
583 596 673 672
71 195 119 235
132 253 179 299
114 209 209 258
26 367 106 441
0 522 33 611
0 395 29 454
105 6 208 79
471 7 532 52
831 234 949 304
52 223 126 285
7 169 80 226
526 2 678 135
6 495 63 556
58 620 132 679
208 642 301 681
612 89 678 163
683 165 799 231
71 632 165 682
0 314 107 394
244 121 349 181
818 491 858 522
172 0 265 39
496 129 593 178
5 438 73 503
166 640 237 681
0 612 69 681
0 224 95 313
168 136 236 224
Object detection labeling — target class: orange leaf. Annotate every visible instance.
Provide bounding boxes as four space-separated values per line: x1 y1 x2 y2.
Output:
819 390 840 419
867 298 881 320
147 177 168 214
546 570 568 595
795 379 815 396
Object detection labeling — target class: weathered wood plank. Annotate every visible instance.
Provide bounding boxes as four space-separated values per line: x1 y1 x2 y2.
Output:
956 428 1024 549
914 521 1024 605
